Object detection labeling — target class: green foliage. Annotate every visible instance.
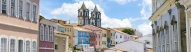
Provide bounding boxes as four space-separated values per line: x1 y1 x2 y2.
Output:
122 28 134 35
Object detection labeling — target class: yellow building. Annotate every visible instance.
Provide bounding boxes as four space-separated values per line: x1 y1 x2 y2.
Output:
107 28 116 47
63 24 74 48
100 28 108 49
54 30 69 52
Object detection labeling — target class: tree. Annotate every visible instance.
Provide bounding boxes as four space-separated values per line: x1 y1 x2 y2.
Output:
122 28 134 35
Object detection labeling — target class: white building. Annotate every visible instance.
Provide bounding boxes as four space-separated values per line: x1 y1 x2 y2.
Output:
104 40 145 52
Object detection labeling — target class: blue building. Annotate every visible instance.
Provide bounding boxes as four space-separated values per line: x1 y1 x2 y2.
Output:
74 26 91 50
78 31 90 44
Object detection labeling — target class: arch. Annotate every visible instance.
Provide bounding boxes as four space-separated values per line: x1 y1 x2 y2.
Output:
0 35 8 52
40 24 44 41
9 36 16 52
45 25 49 41
49 26 53 42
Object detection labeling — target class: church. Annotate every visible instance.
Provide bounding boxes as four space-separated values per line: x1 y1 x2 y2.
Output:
78 2 101 27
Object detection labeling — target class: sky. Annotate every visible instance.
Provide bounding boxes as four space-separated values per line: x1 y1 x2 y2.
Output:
40 0 152 36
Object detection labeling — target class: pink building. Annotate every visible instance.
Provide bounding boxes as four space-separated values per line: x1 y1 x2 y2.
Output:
0 0 39 52
39 16 55 52
82 25 102 51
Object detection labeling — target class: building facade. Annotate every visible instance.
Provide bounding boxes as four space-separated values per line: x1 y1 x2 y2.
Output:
62 24 74 49
150 0 191 52
39 16 55 52
78 2 101 27
74 26 91 51
0 0 39 52
83 25 102 51
54 23 69 52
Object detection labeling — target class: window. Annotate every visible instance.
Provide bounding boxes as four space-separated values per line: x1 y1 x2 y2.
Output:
116 36 117 39
111 33 112 36
45 26 49 41
10 39 15 52
26 3 30 20
104 34 106 37
2 0 6 14
116 42 117 44
11 0 15 16
40 24 44 41
32 41 37 52
55 38 58 49
19 0 23 18
26 41 30 52
50 27 53 42
32 5 37 22
120 35 122 38
63 40 66 50
18 40 23 52
1 38 7 52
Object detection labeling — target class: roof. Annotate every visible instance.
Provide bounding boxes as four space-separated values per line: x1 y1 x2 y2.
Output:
54 30 70 36
74 26 92 32
80 2 87 10
93 5 99 12
108 28 130 36
63 24 74 27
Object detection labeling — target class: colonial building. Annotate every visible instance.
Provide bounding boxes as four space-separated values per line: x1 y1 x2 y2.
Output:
150 0 191 52
0 0 39 52
82 25 102 52
78 2 101 27
73 26 91 51
39 16 55 52
53 21 69 52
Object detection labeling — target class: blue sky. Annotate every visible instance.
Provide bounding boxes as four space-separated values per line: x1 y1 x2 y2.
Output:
40 0 152 35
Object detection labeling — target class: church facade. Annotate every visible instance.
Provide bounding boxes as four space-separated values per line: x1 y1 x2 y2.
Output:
78 2 101 27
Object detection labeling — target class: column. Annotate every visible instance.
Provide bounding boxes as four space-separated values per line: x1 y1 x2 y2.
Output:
0 0 2 13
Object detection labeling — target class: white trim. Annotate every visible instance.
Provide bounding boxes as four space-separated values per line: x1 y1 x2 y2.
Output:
25 38 31 52
0 0 2 13
9 36 17 52
49 26 54 42
31 40 37 52
45 25 49 41
9 0 17 16
0 35 9 52
32 3 38 22
40 24 44 41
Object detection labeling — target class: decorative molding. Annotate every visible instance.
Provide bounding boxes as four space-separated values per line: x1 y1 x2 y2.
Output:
164 21 169 29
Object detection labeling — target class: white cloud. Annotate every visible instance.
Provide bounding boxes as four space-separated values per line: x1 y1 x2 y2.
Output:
138 22 152 35
137 0 152 35
51 0 132 28
109 0 137 5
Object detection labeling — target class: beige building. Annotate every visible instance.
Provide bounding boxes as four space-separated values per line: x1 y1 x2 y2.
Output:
63 24 74 48
53 23 69 52
100 28 108 49
150 0 191 52
54 30 69 52
0 0 39 52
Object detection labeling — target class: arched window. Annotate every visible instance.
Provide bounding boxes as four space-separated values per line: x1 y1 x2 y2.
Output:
18 40 23 52
45 26 49 41
40 24 44 41
1 38 7 52
25 41 30 52
50 27 53 42
2 0 7 14
10 39 15 52
32 4 37 22
32 41 37 52
26 2 30 20
10 0 16 16
18 0 23 18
